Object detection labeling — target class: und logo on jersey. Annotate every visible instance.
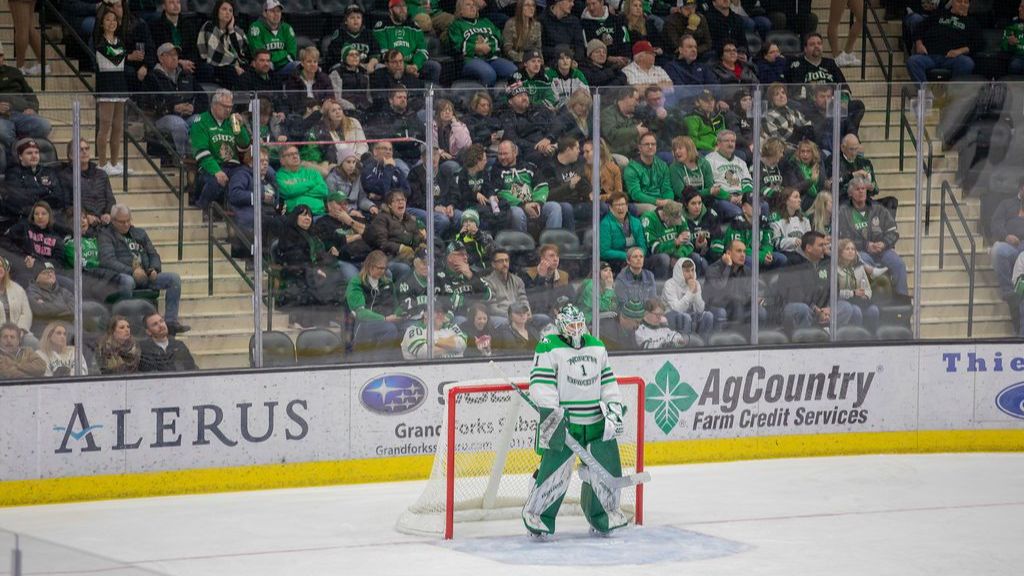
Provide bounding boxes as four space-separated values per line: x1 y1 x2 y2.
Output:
360 374 428 415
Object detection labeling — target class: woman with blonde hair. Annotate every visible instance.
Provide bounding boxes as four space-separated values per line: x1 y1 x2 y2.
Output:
806 191 833 236
450 0 517 86
502 0 542 63
669 135 713 198
302 99 368 175
97 315 140 374
836 238 879 332
283 46 334 115
783 139 828 211
554 89 592 142
344 250 400 361
37 322 88 376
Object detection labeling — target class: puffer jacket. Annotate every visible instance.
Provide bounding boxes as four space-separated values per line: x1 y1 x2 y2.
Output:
367 204 421 259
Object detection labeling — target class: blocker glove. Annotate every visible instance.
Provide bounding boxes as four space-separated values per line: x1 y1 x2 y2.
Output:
537 406 566 452
601 402 625 442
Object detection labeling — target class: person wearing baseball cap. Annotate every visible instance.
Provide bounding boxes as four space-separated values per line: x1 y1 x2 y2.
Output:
621 40 673 90
149 41 202 160
247 0 298 79
508 48 557 109
374 0 442 84
325 2 379 73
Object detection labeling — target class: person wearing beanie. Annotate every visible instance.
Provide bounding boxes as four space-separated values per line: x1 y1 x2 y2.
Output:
325 4 380 72
580 0 631 66
579 38 627 87
4 138 66 228
640 199 690 277
452 208 495 275
326 147 377 218
508 49 557 109
330 44 372 112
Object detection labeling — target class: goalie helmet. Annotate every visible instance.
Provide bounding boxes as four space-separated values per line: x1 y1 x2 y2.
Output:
555 303 588 348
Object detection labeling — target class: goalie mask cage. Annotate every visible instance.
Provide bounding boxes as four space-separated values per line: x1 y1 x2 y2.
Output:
396 377 645 539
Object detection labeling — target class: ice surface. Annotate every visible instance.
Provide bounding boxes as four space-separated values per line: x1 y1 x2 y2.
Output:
0 453 1020 576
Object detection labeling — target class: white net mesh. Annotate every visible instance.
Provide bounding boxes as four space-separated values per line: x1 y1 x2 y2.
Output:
396 377 644 538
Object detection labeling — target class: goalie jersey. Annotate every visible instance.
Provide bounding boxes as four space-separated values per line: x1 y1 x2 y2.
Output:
529 334 621 426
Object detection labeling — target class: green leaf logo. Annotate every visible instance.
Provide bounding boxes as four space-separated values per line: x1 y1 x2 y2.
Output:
645 361 697 435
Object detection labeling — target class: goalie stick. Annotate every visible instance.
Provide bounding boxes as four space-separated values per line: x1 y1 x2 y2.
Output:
489 361 652 492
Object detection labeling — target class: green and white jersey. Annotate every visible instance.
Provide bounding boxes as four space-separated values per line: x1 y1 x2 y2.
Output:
401 317 467 359
248 19 297 69
530 334 620 425
189 111 252 176
373 21 428 69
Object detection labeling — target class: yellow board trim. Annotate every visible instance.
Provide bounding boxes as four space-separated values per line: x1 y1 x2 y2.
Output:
3 430 1024 508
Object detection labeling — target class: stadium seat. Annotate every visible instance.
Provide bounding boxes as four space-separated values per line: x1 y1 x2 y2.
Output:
295 328 344 365
449 79 485 111
296 35 315 51
767 31 801 59
111 299 157 336
249 331 296 367
685 334 705 347
757 329 789 345
538 229 586 274
835 325 874 342
708 331 747 347
791 327 829 343
82 301 110 335
189 0 217 16
876 325 913 340
494 230 536 255
237 0 263 17
745 32 762 59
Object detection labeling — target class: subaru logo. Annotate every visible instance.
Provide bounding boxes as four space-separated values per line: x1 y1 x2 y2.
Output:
360 374 428 415
995 382 1024 420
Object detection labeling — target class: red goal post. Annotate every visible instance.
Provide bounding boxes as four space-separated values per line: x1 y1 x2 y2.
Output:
396 376 645 539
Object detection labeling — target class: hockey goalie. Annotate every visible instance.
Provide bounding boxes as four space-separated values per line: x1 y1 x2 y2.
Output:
522 303 632 538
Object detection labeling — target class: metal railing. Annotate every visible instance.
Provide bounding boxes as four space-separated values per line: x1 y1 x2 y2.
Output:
206 202 278 330
858 1 895 139
38 0 95 92
938 179 977 337
122 100 187 260
899 88 934 233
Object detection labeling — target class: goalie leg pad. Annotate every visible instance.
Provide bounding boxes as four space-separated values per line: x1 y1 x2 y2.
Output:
581 437 630 534
522 442 575 535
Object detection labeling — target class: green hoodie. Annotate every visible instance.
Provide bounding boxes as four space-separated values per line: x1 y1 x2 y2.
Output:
345 273 397 321
248 18 296 69
669 157 714 198
640 209 693 259
276 165 329 215
683 110 726 152
623 157 673 205
575 278 617 323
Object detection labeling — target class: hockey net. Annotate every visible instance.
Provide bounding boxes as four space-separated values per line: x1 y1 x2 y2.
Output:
396 377 645 539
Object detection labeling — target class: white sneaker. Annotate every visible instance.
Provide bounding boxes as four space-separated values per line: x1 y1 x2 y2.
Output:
870 266 889 279
846 52 862 66
113 162 134 175
21 64 51 76
104 163 123 176
835 52 850 65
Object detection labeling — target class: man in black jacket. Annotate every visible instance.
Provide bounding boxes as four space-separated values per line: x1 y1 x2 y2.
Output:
539 0 586 65
704 238 763 328
498 85 556 166
776 231 855 334
706 0 748 59
147 43 207 159
149 0 200 74
785 32 864 136
138 311 198 372
367 88 424 168
58 139 116 227
906 0 981 84
99 205 190 334
3 138 65 230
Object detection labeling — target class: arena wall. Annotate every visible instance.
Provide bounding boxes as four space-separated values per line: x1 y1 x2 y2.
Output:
2 344 1024 506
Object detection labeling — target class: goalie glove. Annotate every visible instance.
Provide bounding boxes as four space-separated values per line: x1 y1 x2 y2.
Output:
601 402 625 442
537 406 566 452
